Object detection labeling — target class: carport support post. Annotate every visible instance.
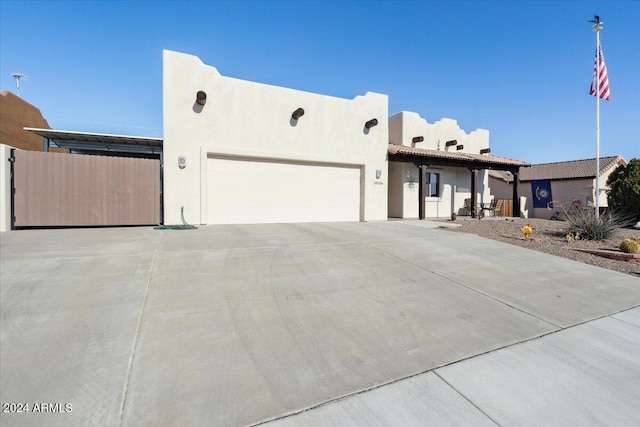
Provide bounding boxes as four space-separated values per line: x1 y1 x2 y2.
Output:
418 164 426 220
159 151 164 225
470 168 477 218
512 170 520 217
43 137 49 153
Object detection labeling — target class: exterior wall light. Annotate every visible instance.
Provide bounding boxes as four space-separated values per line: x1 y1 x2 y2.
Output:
291 107 305 120
412 136 424 143
196 91 207 106
364 118 378 129
445 140 457 147
480 148 491 154
456 145 464 150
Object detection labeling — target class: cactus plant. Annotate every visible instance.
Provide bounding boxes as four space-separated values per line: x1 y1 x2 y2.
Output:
619 239 640 254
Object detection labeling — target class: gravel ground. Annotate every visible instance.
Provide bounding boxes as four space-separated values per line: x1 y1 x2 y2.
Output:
443 217 640 277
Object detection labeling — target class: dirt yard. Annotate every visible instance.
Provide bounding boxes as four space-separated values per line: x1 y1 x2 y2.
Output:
444 217 640 277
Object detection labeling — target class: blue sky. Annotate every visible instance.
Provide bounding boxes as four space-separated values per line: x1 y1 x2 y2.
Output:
1 0 638 164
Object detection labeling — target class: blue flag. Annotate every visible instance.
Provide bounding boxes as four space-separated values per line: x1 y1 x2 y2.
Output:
531 180 553 208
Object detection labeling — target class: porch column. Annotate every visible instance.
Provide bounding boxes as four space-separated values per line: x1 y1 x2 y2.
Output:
418 164 426 220
512 170 519 217
470 168 477 218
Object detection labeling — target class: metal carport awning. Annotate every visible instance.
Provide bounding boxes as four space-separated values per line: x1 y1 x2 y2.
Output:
24 127 163 157
388 144 531 218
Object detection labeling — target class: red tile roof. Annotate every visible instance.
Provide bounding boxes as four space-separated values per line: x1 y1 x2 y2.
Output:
388 144 530 167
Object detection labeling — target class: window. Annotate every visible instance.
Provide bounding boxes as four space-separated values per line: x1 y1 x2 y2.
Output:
426 172 440 197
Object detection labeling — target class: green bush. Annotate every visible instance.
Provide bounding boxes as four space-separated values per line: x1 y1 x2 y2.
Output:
607 158 640 222
564 209 631 241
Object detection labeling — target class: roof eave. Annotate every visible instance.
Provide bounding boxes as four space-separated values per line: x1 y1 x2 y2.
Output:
388 145 530 170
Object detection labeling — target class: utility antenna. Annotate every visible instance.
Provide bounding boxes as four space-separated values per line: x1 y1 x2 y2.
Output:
11 73 28 97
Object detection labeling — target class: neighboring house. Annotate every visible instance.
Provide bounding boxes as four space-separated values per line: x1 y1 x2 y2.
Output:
0 90 63 152
489 156 627 219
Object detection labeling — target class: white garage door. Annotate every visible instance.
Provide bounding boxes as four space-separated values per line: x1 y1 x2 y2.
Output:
207 156 362 224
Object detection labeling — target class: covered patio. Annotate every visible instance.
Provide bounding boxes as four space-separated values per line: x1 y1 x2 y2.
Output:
388 144 530 218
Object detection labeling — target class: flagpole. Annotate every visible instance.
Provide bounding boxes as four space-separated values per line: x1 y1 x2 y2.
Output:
593 18 602 219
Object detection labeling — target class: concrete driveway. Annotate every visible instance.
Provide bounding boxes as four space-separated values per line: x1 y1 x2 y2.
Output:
1 221 639 426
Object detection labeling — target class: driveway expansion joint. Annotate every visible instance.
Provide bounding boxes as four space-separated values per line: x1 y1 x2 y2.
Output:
117 232 163 427
433 371 502 427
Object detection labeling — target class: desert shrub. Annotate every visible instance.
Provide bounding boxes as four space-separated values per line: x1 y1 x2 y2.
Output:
607 158 640 222
619 239 640 254
564 209 632 241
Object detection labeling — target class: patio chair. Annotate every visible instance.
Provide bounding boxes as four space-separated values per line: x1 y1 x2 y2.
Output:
491 199 504 217
480 199 496 217
463 198 473 216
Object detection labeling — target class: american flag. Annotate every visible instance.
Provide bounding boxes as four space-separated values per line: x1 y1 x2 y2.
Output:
589 41 610 100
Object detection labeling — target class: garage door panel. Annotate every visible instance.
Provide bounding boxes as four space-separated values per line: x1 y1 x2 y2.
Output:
207 157 361 224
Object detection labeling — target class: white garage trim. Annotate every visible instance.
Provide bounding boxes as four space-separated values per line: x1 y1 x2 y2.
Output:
202 152 364 225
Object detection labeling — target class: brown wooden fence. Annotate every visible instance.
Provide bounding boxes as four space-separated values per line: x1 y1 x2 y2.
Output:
12 150 160 227
498 198 513 217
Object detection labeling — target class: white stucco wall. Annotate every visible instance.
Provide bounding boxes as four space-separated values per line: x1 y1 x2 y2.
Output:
388 112 491 218
0 144 15 231
390 112 490 154
163 50 388 225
